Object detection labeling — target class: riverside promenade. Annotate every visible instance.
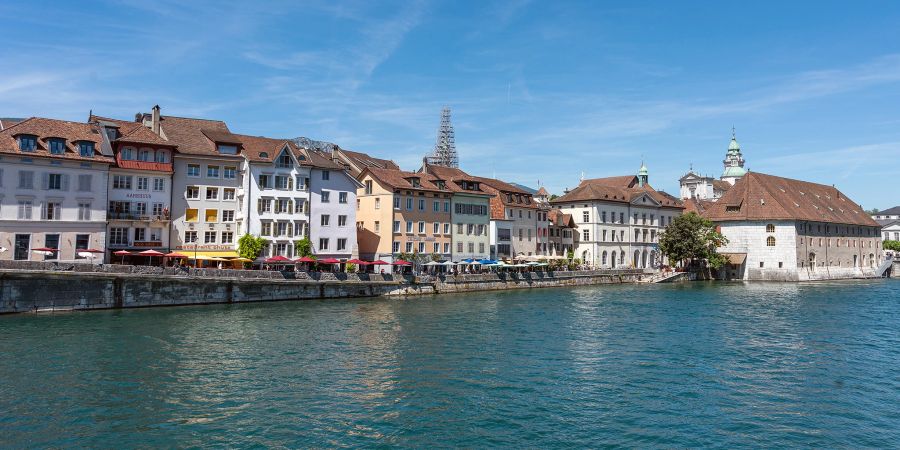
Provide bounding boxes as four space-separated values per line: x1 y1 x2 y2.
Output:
0 261 650 314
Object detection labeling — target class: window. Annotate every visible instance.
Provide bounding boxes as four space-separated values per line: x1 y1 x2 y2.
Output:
619 212 624 224
18 171 34 189
258 174 271 189
444 223 450 234
75 235 90 257
457 223 464 234
767 236 776 246
375 221 381 232
48 173 63 190
583 229 590 241
444 243 450 253
258 199 272 213
18 135 37 151
418 242 425 253
223 166 236 179
137 177 149 190
418 199 425 210
275 222 289 237
217 144 237 155
765 224 776 233
322 170 330 180
44 201 62 220
77 202 91 221
433 222 440 234
18 200 33 219
220 210 234 222
187 164 200 177
204 165 219 178
49 139 65 154
113 175 132 189
153 178 165 191
296 176 308 191
106 227 129 246
221 232 234 244
393 242 400 253
206 187 219 200
406 197 413 210
337 238 347 251
186 186 199 199
155 151 168 163
261 222 272 236
583 211 589 222
182 207 200 223
223 188 235 200
444 201 450 212
294 199 305 214
319 238 329 250
79 142 94 158
338 215 347 227
393 221 400 232
433 201 440 212
375 198 381 209
134 228 146 242
434 242 440 253
204 231 216 244
468 242 475 253
321 191 330 203
406 242 413 252
274 199 290 214
205 209 218 222
138 149 150 161
406 221 413 233
152 203 165 216
276 152 292 168
275 175 289 190
339 192 348 204
365 180 373 194
418 221 425 233
321 215 330 226
394 196 401 209
457 242 464 252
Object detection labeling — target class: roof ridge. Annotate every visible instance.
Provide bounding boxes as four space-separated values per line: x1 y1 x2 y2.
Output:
0 116 36 133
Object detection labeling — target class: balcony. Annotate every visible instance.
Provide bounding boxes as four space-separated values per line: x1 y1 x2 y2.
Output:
108 212 171 222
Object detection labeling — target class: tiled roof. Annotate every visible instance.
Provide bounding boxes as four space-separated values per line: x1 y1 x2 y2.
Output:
875 218 900 227
683 198 715 215
421 164 493 197
337 148 399 173
702 172 879 227
0 117 114 163
547 208 575 228
117 122 172 146
712 179 732 192
878 206 900 216
551 175 683 208
364 167 449 193
0 118 24 130
234 134 295 163
157 115 241 158
536 186 549 196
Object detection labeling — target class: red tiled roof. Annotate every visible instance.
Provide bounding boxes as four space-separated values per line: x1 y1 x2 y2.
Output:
551 175 683 208
703 172 879 227
157 115 241 158
337 148 399 174
364 167 449 193
0 117 114 163
421 164 493 197
548 208 575 228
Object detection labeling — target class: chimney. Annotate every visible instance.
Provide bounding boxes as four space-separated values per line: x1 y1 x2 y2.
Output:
151 105 161 135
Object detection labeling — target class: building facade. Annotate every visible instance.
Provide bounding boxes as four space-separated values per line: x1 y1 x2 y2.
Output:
0 118 113 261
419 164 492 261
551 165 684 269
678 131 747 201
547 208 576 257
702 172 883 281
475 177 539 260
307 152 360 260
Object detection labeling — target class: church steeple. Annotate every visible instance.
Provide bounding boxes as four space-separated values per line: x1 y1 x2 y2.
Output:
721 127 747 185
637 161 649 187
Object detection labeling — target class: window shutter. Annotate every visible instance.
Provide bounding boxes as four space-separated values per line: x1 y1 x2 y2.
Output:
41 202 47 220
61 174 70 191
257 199 262 213
41 173 49 190
288 177 293 190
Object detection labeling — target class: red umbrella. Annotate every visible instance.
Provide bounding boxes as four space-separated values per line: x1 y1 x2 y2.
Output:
392 259 412 266
77 248 104 253
346 259 370 265
318 258 341 264
265 255 291 263
113 250 131 264
164 252 189 258
32 247 58 252
371 260 389 265
139 249 164 266
294 256 316 263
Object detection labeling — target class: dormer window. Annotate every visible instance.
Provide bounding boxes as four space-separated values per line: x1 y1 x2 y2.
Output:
18 135 37 151
78 142 94 158
155 150 168 163
217 144 238 154
49 138 66 155
276 152 292 168
407 177 420 187
259 152 268 159
121 147 135 160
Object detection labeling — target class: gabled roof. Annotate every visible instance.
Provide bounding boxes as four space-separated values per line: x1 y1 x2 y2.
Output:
0 117 114 163
702 171 879 227
362 167 449 193
877 206 900 216
875 218 900 228
0 118 24 130
536 186 549 196
547 208 576 228
157 115 241 158
683 197 716 215
234 134 296 163
335 148 399 175
551 175 683 208
712 179 732 192
420 163 493 197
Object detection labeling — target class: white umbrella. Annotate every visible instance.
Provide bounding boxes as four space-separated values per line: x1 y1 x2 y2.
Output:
424 261 441 266
442 261 456 266
0 246 7 253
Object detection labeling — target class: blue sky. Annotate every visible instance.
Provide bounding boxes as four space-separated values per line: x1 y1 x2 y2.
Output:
2 1 900 208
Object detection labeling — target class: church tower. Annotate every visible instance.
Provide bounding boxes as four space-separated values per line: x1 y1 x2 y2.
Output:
721 128 747 185
637 162 649 187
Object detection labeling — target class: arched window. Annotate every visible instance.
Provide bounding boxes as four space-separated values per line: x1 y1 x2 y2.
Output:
601 251 607 265
766 224 775 233
767 236 776 246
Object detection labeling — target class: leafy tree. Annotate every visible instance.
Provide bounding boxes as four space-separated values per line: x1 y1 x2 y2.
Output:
867 208 880 214
237 234 268 260
549 194 559 201
659 212 729 269
294 237 313 257
884 240 900 251
566 249 574 261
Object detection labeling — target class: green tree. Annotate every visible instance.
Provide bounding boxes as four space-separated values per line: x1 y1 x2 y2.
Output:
237 234 268 260
884 240 900 251
866 208 880 214
659 212 729 269
294 237 313 257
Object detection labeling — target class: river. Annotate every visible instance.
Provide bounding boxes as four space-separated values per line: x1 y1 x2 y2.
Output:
2 280 899 447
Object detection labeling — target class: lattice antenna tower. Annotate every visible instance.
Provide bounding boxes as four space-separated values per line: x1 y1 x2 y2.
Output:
427 107 458 168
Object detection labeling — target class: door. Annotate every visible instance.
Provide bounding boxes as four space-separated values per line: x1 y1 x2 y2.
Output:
14 234 30 260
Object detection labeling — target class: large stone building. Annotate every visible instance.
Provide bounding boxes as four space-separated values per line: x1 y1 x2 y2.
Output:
551 164 684 269
0 118 113 261
702 171 883 281
679 131 748 201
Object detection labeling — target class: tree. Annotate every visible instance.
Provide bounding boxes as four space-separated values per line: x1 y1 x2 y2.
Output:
550 194 559 201
866 208 880 214
294 237 313 257
659 212 729 269
884 240 900 252
237 234 268 260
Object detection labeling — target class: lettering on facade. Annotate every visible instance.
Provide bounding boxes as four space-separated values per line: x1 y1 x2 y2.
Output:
174 244 235 251
126 193 152 199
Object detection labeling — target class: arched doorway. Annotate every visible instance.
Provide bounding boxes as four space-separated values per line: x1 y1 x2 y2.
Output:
611 251 617 268
809 252 816 270
601 251 608 266
633 250 640 268
641 250 648 268
869 254 875 268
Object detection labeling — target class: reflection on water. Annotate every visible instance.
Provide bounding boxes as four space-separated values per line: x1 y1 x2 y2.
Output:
1 280 899 447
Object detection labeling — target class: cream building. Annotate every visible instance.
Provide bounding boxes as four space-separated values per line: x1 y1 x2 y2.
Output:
419 163 492 261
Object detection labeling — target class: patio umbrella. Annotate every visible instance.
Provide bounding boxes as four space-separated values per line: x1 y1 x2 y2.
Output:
113 250 131 264
423 261 441 266
230 257 253 262
76 248 104 264
346 259 370 265
32 247 58 257
139 249 164 266
164 252 189 258
318 258 341 264
371 260 390 265
265 255 291 264
392 260 412 266
295 256 316 263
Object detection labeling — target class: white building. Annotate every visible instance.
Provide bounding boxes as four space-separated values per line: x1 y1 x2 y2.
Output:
475 176 540 260
93 115 175 260
678 131 748 201
551 164 684 269
307 151 360 260
0 118 113 261
703 172 883 281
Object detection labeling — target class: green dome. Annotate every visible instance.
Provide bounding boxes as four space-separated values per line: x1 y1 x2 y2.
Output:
638 163 648 176
728 137 740 152
722 165 747 178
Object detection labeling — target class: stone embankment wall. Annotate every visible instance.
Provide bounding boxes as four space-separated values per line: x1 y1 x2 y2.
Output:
0 262 648 314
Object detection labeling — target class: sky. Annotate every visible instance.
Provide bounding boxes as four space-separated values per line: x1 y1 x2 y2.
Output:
2 0 900 209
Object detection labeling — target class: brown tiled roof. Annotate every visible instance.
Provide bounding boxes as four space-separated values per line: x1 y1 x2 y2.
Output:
551 175 683 208
421 164 493 197
0 118 24 130
547 208 575 228
0 117 114 163
234 134 294 163
683 198 715 215
306 150 344 170
338 148 399 173
536 186 549 196
157 115 241 158
712 179 732 192
364 167 449 193
703 172 879 227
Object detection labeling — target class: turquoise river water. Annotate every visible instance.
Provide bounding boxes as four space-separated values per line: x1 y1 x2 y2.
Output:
2 280 900 448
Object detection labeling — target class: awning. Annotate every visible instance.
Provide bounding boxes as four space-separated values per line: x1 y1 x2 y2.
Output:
189 251 240 259
721 253 747 265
